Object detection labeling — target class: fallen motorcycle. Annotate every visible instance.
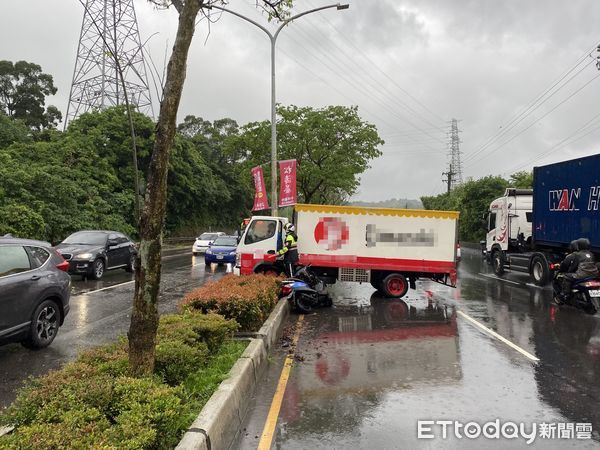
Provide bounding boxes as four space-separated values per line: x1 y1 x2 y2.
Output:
551 263 600 314
280 265 332 314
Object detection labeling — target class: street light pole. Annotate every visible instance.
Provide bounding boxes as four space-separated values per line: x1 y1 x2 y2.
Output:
208 3 349 216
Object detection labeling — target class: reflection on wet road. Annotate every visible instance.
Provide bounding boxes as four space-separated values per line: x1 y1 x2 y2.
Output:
0 252 231 409
237 248 600 449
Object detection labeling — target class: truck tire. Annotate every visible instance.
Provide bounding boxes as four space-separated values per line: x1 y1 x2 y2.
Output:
530 254 549 286
381 273 409 298
492 250 505 276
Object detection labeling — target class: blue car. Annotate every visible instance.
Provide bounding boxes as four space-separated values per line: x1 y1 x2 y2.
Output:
204 236 238 266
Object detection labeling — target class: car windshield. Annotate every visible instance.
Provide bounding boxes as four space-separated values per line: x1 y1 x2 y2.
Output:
212 237 237 247
62 231 107 245
199 233 218 241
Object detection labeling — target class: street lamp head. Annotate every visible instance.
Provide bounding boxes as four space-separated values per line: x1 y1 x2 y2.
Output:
337 4 350 10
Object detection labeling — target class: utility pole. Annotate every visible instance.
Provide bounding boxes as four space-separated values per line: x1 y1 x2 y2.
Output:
207 3 349 216
442 164 455 194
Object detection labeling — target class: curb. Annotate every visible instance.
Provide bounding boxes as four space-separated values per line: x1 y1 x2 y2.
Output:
176 299 290 450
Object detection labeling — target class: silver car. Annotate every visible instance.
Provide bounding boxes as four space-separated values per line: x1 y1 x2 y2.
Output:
192 232 225 256
0 237 71 348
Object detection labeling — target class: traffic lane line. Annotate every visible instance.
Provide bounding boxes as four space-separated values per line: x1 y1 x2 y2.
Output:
478 272 545 289
258 315 305 450
457 310 540 362
71 255 210 296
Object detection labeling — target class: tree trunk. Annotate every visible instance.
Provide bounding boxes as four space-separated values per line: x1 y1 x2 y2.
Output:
128 0 202 376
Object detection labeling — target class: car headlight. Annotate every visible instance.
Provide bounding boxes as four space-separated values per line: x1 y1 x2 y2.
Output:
229 251 236 255
76 252 94 260
206 249 212 254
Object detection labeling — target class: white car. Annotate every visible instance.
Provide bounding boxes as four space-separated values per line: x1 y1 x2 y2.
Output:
192 232 225 256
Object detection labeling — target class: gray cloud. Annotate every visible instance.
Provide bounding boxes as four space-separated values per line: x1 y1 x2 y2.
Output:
2 0 600 202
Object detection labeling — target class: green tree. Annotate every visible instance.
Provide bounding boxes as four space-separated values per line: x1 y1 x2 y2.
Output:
231 105 383 205
422 175 509 241
509 171 533 189
0 204 46 240
0 113 31 148
0 60 61 130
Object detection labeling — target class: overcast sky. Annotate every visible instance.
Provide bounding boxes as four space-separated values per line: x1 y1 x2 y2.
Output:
3 0 600 201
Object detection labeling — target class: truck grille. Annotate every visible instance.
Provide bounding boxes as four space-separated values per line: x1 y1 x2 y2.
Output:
338 268 370 283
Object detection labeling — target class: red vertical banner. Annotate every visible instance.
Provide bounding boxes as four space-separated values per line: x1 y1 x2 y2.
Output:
251 166 270 211
278 159 297 207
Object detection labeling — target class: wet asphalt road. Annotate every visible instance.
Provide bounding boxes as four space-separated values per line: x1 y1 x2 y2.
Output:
0 251 230 410
236 248 600 449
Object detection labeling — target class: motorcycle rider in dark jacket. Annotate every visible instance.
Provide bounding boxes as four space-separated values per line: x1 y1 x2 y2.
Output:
554 238 599 304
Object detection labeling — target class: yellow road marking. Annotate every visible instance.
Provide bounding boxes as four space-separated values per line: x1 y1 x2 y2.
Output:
257 315 305 450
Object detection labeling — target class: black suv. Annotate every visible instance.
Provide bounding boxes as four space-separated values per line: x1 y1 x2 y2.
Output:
0 237 71 348
55 230 137 280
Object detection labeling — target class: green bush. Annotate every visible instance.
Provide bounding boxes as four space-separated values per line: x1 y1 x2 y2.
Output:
155 339 209 386
0 311 242 449
0 376 187 450
158 312 238 354
180 274 281 331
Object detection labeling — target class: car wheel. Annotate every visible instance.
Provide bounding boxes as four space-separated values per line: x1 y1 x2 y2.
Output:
125 253 136 273
91 258 105 280
381 273 409 298
22 300 61 349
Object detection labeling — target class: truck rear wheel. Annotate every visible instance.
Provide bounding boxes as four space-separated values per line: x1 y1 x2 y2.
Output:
492 250 505 276
530 255 549 286
382 273 409 298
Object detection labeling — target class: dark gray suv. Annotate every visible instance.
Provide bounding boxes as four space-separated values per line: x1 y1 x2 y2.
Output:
0 237 71 348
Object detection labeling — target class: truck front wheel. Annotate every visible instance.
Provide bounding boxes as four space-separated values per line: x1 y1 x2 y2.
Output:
530 255 549 286
492 250 505 276
382 273 409 298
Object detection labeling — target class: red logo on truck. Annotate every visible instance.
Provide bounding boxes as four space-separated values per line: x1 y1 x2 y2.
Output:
314 217 349 250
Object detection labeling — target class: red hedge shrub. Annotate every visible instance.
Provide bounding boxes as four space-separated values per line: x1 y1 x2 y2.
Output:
179 274 281 332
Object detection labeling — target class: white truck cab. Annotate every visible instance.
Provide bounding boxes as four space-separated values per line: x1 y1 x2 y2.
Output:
234 216 289 275
485 188 533 253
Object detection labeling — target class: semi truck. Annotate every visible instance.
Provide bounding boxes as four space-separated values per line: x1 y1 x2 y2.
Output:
234 204 459 298
484 153 600 285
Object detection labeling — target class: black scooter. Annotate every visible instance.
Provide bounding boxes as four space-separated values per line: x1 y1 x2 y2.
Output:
551 264 600 314
280 265 331 314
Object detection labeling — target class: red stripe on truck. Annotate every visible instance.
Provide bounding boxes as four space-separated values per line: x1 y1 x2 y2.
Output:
299 253 456 273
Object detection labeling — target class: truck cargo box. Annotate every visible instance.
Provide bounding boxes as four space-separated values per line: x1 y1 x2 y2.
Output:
533 154 600 252
295 204 459 282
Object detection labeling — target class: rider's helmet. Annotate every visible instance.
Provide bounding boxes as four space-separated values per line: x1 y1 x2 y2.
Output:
576 238 591 250
284 223 295 233
569 240 579 252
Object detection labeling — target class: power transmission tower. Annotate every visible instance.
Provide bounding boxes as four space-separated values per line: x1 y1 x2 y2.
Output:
65 0 154 128
446 118 463 189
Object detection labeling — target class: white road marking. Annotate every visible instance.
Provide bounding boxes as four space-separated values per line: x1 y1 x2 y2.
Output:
478 273 522 286
75 280 134 296
458 310 540 362
73 251 194 296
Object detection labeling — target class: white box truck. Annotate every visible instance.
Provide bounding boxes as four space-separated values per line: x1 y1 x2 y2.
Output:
235 204 459 298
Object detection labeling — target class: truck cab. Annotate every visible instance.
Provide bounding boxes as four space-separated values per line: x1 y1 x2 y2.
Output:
486 188 533 255
234 216 289 275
